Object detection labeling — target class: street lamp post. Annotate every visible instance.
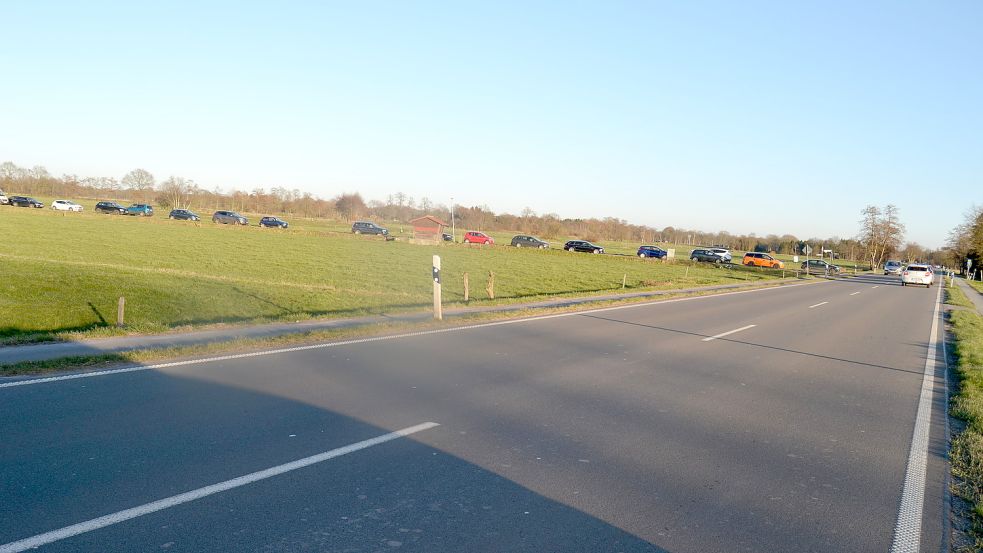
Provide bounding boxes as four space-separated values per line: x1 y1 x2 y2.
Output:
450 197 456 243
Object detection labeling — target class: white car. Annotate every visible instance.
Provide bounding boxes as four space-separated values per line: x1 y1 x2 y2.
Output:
901 264 934 288
51 200 83 212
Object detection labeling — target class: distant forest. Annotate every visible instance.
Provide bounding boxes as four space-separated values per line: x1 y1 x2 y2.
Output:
0 160 944 264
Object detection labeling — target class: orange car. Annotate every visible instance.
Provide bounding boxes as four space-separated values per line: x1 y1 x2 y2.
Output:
743 252 785 268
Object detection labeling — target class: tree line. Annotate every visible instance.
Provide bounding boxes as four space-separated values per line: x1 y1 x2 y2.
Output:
945 206 983 273
0 160 945 263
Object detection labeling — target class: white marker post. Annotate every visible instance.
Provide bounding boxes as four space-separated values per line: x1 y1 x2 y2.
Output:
432 255 442 320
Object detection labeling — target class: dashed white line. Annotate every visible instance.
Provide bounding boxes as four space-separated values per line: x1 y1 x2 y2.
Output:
872 285 880 289
890 281 943 551
808 302 829 309
1 281 825 389
701 324 756 342
850 292 861 296
0 422 440 553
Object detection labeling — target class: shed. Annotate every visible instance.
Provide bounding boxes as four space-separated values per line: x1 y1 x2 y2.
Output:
410 215 449 242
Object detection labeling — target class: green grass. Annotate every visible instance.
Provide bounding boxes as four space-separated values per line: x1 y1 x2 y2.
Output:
949 293 983 549
969 278 983 296
0 203 797 343
949 281 977 309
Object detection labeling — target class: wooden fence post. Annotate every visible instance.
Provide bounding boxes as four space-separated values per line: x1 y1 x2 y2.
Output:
463 272 470 302
116 296 126 327
486 271 495 299
622 273 627 289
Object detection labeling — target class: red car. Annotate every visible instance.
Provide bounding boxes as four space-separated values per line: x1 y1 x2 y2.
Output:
463 231 494 245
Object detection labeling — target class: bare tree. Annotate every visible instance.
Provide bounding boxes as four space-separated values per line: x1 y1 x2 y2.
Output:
122 168 156 190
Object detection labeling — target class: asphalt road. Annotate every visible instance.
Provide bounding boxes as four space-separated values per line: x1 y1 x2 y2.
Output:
0 274 947 552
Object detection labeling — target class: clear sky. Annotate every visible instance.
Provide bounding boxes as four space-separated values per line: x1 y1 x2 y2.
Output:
3 1 980 248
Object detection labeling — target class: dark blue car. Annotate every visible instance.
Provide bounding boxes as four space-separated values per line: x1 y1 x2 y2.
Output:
259 216 288 228
637 245 668 259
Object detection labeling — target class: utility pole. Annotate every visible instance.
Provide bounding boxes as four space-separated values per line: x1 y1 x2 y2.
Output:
450 197 456 243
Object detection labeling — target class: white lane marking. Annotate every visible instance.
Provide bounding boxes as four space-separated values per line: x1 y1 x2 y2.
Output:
890 282 943 552
850 291 861 296
0 422 440 553
1 281 824 389
872 285 880 289
701 324 756 342
808 302 829 308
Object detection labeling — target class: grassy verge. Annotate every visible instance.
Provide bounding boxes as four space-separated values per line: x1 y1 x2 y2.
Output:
0 205 796 345
0 278 813 376
950 279 977 308
948 281 983 549
969 279 983 296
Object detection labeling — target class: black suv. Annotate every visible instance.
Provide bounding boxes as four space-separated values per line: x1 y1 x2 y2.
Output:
95 201 127 214
10 196 44 208
690 248 725 263
564 240 603 254
351 221 388 235
168 209 200 221
259 216 289 228
213 210 248 225
511 235 549 249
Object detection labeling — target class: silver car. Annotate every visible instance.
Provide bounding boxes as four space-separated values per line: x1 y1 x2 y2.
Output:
884 260 903 275
710 248 732 263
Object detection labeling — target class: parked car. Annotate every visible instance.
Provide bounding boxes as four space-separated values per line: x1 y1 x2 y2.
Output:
564 240 604 254
801 259 840 274
511 235 549 249
51 200 83 212
168 209 200 221
690 248 725 263
9 196 44 208
95 201 128 214
212 210 248 225
743 252 785 269
901 264 934 287
637 245 667 259
884 260 903 275
351 221 388 236
709 248 733 263
463 231 494 245
442 232 453 242
259 216 289 228
126 204 154 216
0 188 9 205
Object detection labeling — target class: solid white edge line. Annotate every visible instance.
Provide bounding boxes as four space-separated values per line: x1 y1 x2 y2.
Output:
701 324 756 342
808 301 829 308
1 281 824 389
0 422 440 553
889 282 943 552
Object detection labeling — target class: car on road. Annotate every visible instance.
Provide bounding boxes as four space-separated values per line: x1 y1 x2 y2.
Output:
9 196 44 208
259 216 289 228
511 235 549 248
126 204 154 216
637 245 668 259
690 248 725 263
168 209 200 221
213 210 249 225
51 200 83 212
884 260 903 275
801 259 840 274
463 231 494 245
564 240 604 254
743 252 785 269
901 265 934 287
351 221 388 236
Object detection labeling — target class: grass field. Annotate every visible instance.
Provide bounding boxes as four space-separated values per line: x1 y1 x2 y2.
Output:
0 200 803 343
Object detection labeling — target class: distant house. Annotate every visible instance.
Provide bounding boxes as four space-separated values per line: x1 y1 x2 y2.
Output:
410 215 449 243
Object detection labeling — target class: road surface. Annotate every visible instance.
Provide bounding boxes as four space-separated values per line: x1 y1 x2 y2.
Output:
0 274 947 552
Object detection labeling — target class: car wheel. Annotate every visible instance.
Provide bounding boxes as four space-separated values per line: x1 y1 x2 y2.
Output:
354 230 361 235
593 249 601 254
639 253 646 258
714 258 721 263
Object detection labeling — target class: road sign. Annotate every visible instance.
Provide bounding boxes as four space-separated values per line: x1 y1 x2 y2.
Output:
803 245 812 255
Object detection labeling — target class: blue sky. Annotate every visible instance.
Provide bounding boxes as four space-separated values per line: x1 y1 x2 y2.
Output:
3 1 980 248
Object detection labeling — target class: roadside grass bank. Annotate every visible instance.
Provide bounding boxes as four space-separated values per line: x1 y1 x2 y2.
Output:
0 206 796 345
947 282 983 550
0 278 817 376
968 279 983 295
